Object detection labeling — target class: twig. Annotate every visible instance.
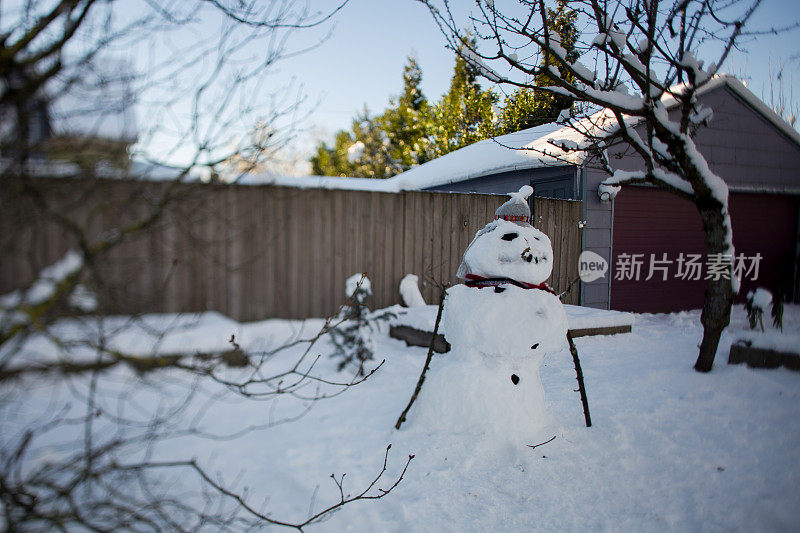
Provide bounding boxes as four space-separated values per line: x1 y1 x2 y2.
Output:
395 284 447 430
527 435 556 450
557 275 582 300
566 331 592 428
121 444 414 531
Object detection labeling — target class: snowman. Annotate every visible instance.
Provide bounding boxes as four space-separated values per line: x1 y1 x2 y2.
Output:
411 186 568 443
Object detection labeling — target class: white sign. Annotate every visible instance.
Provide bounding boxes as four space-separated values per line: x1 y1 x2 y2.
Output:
579 251 608 283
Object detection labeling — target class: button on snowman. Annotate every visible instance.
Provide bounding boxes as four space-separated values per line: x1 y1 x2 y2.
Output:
413 186 568 443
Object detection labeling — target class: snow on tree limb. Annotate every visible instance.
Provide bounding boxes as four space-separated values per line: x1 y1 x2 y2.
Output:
0 250 83 311
460 46 505 84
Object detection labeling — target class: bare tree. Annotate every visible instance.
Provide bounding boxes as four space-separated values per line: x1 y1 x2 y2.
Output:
415 0 794 371
0 1 415 529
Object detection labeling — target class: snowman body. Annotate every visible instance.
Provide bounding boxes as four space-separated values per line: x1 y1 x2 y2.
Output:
412 193 567 443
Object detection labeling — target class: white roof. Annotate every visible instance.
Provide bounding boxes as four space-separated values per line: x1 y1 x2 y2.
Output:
383 123 564 191
237 123 566 193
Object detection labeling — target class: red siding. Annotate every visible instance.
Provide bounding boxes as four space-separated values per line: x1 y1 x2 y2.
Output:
611 188 798 313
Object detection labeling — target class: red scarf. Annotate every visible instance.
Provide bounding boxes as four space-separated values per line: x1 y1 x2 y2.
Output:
464 274 557 295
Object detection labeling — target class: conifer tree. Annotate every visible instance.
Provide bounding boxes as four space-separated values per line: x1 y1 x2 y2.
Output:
310 130 356 177
499 88 546 133
428 37 499 157
348 109 401 178
380 55 432 169
310 110 400 179
534 0 580 117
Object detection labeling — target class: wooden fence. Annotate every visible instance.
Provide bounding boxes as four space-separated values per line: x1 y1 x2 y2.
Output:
0 178 583 320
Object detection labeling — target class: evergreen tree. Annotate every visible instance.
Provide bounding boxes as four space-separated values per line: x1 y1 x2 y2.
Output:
498 88 548 133
311 56 431 178
534 0 580 119
310 109 399 179
428 37 499 157
348 108 401 179
310 130 356 177
380 55 432 169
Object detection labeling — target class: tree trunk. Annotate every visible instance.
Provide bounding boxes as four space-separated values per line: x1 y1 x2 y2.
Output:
694 203 735 372
695 323 723 372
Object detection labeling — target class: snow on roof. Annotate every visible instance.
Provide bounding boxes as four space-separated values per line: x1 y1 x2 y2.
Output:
540 74 800 159
383 123 564 191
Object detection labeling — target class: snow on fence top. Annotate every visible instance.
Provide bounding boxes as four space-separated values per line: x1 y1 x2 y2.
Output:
237 173 400 192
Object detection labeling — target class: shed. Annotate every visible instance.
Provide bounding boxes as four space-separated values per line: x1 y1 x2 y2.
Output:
384 75 800 313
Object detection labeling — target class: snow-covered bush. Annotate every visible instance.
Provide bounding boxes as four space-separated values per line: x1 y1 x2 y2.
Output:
330 273 394 375
744 287 784 332
745 288 772 332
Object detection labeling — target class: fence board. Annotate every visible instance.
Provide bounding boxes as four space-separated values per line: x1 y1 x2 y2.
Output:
331 188 346 314
372 192 382 306
318 188 333 316
253 188 267 319
273 188 289 315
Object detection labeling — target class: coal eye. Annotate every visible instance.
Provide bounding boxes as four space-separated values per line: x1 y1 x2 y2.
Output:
501 232 518 241
533 236 540 241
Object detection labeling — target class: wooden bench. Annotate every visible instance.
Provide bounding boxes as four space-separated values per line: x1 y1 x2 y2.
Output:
389 323 633 353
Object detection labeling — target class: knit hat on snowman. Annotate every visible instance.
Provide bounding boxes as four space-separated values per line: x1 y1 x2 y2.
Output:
456 184 555 289
494 185 533 226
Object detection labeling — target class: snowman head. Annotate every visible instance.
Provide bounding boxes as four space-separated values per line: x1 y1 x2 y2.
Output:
456 186 554 285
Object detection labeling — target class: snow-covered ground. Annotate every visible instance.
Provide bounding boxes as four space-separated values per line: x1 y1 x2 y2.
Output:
3 304 799 531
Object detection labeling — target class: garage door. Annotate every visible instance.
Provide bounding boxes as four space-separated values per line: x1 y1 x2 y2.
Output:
610 187 798 313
